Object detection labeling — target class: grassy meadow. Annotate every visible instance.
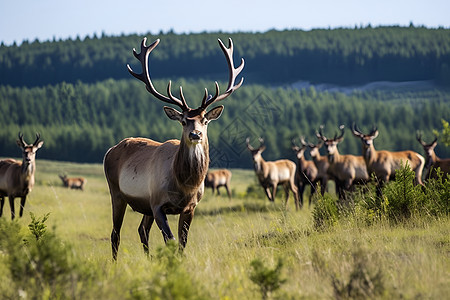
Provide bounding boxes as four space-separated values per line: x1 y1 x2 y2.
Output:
0 159 449 299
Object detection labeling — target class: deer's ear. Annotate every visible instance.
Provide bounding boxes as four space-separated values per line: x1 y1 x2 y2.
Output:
35 141 44 149
163 106 183 121
205 106 224 121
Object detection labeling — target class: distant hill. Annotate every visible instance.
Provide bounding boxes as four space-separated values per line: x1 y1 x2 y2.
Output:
1 26 449 88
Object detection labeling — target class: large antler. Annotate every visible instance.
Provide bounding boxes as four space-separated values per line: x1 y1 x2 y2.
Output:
200 38 245 109
127 37 244 112
127 38 189 111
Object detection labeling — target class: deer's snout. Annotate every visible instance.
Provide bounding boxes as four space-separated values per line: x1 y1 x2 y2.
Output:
189 130 202 142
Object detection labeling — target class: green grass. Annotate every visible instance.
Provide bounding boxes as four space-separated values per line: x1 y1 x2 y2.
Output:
0 159 449 299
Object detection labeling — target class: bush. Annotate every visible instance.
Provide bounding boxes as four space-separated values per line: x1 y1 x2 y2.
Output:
130 240 209 300
312 192 339 231
0 213 95 299
249 257 286 300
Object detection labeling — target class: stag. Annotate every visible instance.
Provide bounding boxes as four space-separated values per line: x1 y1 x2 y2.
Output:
352 124 425 190
416 133 449 180
317 125 369 200
204 169 232 199
0 133 44 219
246 138 300 209
104 37 244 259
59 174 87 190
291 137 319 207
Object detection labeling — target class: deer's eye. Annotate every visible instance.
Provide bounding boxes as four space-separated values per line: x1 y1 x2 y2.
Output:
181 120 187 126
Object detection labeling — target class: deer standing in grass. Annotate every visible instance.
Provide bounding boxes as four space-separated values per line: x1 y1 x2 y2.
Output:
351 124 425 194
0 133 43 219
246 138 300 209
59 174 87 190
104 37 244 260
291 137 319 207
416 133 449 180
317 125 369 200
307 139 331 195
204 169 232 199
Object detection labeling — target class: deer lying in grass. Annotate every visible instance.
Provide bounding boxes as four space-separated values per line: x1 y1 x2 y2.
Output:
317 125 369 200
246 138 300 209
104 37 244 260
204 169 232 199
416 132 449 180
291 137 319 207
0 133 43 219
59 174 87 190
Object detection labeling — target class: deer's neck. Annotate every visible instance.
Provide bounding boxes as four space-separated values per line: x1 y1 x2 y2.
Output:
364 145 377 164
20 160 35 191
173 138 209 193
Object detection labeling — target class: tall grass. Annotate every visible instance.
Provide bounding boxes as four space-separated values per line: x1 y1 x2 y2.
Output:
0 160 448 299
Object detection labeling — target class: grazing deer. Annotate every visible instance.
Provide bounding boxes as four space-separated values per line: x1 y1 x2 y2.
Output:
204 169 232 199
0 133 44 219
351 124 425 189
246 138 300 209
291 137 319 207
317 125 369 200
307 139 331 195
104 37 244 260
59 174 87 190
416 133 449 180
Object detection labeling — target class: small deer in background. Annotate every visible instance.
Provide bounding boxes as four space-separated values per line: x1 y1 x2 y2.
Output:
59 174 87 190
246 137 300 209
352 124 425 195
306 138 332 195
317 125 369 200
204 169 232 199
416 132 449 180
0 133 43 219
291 137 319 207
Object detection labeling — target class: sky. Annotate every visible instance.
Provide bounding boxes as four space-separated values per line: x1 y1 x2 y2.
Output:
1 0 449 46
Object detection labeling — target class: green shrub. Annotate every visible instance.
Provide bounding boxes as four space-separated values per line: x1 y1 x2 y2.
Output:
0 213 94 299
312 192 339 231
249 257 286 300
130 240 209 300
331 248 385 299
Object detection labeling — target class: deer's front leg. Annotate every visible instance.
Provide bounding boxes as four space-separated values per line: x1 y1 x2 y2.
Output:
178 209 194 250
154 206 175 243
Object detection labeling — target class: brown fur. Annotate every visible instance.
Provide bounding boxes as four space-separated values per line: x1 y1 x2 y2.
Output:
317 126 369 200
292 139 319 207
0 133 43 219
247 138 300 209
352 125 424 185
417 134 450 180
204 169 232 199
59 175 87 190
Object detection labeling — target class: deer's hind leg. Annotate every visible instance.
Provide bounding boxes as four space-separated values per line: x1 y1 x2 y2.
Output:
138 214 154 255
110 192 127 261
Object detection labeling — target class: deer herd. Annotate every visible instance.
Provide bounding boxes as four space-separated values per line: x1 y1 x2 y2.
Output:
0 37 448 260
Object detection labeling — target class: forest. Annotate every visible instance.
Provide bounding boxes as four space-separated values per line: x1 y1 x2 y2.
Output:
0 26 449 167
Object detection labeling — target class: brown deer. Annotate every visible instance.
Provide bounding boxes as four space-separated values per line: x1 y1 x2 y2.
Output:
0 133 44 219
306 139 331 195
59 174 87 190
416 133 449 180
317 125 369 200
204 169 232 199
246 138 300 209
351 124 425 190
104 37 244 260
291 137 319 207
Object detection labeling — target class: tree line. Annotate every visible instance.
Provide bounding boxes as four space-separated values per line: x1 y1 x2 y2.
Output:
1 26 450 87
0 79 448 168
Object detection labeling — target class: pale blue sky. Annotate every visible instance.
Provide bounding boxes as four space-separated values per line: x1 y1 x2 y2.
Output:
1 0 449 45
